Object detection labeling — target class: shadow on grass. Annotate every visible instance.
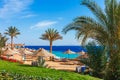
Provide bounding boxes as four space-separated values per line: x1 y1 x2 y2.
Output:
18 64 42 68
18 64 33 67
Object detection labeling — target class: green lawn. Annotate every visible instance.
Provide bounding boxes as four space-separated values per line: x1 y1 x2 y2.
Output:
0 60 100 80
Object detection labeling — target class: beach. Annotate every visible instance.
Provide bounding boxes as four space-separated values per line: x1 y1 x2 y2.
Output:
1 47 84 72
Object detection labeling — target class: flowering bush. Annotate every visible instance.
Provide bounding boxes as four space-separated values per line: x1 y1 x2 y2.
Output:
0 56 23 64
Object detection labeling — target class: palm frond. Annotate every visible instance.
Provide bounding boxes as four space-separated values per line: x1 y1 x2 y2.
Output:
40 28 62 41
5 26 20 37
81 0 107 27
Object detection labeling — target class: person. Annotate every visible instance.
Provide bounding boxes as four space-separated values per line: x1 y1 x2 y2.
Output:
22 54 26 61
76 66 81 73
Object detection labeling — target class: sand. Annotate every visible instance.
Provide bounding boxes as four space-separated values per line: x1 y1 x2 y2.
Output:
46 61 79 71
23 60 82 71
2 48 82 72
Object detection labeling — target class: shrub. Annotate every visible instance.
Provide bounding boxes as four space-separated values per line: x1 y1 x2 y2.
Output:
0 56 23 64
80 42 107 78
37 56 48 67
0 70 53 80
31 56 48 68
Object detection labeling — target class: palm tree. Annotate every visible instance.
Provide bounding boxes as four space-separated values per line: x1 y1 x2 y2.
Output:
5 26 20 49
40 28 62 53
63 0 120 79
0 33 8 57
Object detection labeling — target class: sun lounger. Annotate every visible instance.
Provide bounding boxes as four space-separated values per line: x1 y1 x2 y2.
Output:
53 58 60 62
53 58 69 62
60 62 73 65
60 58 69 62
76 65 86 73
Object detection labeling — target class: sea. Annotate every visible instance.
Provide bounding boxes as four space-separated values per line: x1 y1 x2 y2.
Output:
25 46 86 59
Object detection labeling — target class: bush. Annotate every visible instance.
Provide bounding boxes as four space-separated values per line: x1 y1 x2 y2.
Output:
0 70 53 80
80 42 107 78
37 56 48 67
0 56 23 64
31 56 48 68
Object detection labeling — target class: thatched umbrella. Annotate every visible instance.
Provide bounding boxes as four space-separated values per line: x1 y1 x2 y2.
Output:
79 50 85 55
64 49 75 58
3 48 19 58
77 53 88 59
19 48 33 55
10 53 22 61
34 48 54 57
18 48 34 61
33 48 55 61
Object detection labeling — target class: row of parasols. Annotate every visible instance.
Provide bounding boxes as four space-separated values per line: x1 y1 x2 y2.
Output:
2 48 86 60
2 48 55 61
2 48 55 57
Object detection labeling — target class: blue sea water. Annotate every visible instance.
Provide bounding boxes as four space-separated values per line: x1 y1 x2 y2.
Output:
25 46 86 59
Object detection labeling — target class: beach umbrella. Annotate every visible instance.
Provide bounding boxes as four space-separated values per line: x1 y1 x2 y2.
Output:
79 50 85 55
64 49 75 59
19 48 33 55
3 48 19 58
12 48 19 52
34 48 54 57
11 53 22 61
76 52 88 59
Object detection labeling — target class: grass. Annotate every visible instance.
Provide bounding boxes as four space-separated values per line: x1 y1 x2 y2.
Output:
0 60 101 80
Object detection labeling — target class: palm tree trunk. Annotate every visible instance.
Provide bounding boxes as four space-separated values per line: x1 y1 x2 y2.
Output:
50 41 52 53
11 36 13 49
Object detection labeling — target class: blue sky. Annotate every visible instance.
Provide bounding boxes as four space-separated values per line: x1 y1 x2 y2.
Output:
0 0 104 46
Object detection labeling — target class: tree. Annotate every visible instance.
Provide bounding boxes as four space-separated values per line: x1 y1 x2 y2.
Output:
80 42 107 78
40 28 62 53
0 33 8 57
62 0 120 79
5 26 20 49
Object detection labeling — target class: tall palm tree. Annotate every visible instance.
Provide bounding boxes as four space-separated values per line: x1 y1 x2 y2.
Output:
5 26 20 49
0 33 8 57
40 28 62 53
63 0 120 79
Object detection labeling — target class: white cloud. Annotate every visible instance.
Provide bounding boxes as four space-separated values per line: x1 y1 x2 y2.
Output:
21 14 37 18
30 21 58 29
0 0 33 19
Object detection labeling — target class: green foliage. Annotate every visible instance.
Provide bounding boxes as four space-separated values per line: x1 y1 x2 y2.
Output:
0 60 100 80
40 28 62 53
104 51 120 80
62 0 120 79
0 33 8 56
0 70 53 80
4 26 20 49
80 42 107 78
40 28 62 41
37 56 48 67
5 26 20 37
31 57 48 67
0 33 8 48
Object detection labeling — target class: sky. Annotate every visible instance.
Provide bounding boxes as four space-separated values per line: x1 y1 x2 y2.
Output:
0 0 104 46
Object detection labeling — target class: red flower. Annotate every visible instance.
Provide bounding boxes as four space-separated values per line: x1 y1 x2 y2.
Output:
1 56 23 64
